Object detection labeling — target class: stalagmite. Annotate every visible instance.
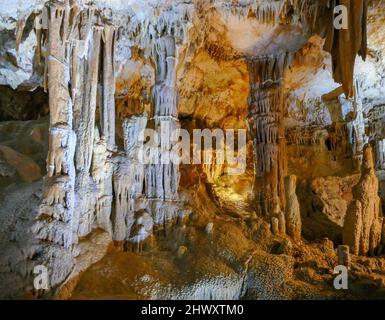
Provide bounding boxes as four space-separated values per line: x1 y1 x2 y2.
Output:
278 212 286 236
343 144 383 256
284 175 302 241
177 246 188 258
270 196 285 236
338 245 351 268
126 210 154 252
271 217 280 236
206 222 214 234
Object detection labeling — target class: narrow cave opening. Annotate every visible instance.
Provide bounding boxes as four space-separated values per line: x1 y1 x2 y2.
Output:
0 85 49 121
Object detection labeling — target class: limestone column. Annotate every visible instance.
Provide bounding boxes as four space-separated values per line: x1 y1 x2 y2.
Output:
247 53 291 216
33 1 76 249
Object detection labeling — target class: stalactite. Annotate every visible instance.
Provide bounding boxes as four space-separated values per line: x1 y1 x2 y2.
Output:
74 24 104 237
219 0 320 27
34 7 49 64
101 24 117 150
286 126 327 147
327 122 355 161
15 16 26 53
75 25 103 173
323 0 368 98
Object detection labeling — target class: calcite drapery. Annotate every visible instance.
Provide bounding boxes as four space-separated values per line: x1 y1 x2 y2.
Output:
247 53 292 216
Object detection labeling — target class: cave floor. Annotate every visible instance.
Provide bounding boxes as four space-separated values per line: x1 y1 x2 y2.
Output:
64 184 385 300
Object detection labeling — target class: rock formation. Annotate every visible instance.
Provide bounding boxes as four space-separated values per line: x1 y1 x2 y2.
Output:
1 0 385 301
343 144 383 256
247 54 291 216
